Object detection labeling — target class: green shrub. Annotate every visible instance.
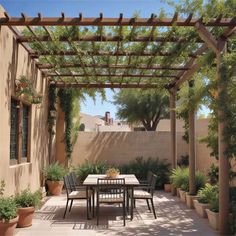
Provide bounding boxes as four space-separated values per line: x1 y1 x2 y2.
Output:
119 157 170 189
0 197 17 222
15 189 41 208
43 163 67 181
207 163 219 185
170 167 189 190
195 171 206 192
197 183 218 204
73 160 108 182
209 192 219 212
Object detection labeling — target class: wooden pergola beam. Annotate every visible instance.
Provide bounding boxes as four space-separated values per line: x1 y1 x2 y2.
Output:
195 22 218 54
45 73 177 78
52 82 161 88
1 16 236 26
38 63 188 70
17 35 203 43
30 50 197 58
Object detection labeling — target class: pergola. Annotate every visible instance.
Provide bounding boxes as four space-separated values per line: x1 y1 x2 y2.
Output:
1 12 236 234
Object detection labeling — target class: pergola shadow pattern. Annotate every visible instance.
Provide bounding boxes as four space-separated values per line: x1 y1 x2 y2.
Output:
15 191 217 236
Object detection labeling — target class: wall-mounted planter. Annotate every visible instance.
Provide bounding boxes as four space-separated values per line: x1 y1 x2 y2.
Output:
193 199 210 218
179 189 186 202
186 194 198 209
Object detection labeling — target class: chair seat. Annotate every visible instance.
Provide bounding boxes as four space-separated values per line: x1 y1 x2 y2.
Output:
133 190 152 199
69 190 92 199
98 193 124 203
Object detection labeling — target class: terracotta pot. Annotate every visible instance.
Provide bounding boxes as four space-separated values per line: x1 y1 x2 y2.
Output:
17 206 35 228
186 194 198 209
46 180 64 196
0 216 18 236
193 199 210 218
179 189 186 202
206 209 219 230
164 184 171 192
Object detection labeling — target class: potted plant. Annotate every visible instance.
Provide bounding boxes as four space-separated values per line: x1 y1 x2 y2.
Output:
106 168 120 178
15 189 41 228
186 171 206 208
170 167 188 201
206 190 219 230
43 163 67 196
194 184 217 218
0 197 18 236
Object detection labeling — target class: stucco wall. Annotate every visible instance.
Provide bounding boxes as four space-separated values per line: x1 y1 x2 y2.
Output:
0 6 49 196
72 131 189 166
71 119 217 175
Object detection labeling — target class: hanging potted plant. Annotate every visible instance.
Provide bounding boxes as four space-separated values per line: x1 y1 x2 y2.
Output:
43 163 67 196
15 189 41 228
0 197 18 236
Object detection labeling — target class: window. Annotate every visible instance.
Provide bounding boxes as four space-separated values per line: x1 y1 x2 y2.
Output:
10 98 31 165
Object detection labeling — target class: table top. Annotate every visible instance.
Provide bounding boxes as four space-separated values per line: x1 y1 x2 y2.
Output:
83 174 140 186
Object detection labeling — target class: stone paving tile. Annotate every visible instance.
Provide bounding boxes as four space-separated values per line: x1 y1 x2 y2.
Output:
15 191 217 236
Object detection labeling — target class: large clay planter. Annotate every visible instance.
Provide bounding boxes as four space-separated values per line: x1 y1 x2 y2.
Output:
171 185 176 196
186 194 198 209
193 199 210 218
177 188 180 197
0 216 18 236
17 207 35 228
164 184 171 192
206 209 219 231
46 180 64 196
179 189 186 202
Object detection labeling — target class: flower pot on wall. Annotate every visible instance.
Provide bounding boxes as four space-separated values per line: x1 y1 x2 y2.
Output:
0 216 18 236
179 189 186 202
206 209 219 231
186 194 198 209
17 207 35 228
46 180 64 196
193 200 210 218
164 184 171 192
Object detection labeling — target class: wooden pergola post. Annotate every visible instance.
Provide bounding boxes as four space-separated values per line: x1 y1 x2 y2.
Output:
217 40 229 235
170 89 177 195
196 22 230 234
170 88 177 170
188 80 196 195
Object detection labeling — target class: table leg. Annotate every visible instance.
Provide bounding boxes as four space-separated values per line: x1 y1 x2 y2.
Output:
131 187 134 220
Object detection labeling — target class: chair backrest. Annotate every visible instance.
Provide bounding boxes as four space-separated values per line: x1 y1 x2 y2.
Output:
97 178 125 202
63 175 72 197
149 174 157 196
68 172 77 191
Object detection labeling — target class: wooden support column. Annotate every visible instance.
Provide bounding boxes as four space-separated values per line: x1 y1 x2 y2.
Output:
217 40 229 235
170 89 177 169
188 81 196 195
196 22 230 234
170 89 177 195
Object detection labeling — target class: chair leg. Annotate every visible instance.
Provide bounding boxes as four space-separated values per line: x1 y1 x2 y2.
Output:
134 199 136 208
69 199 73 212
63 199 69 218
92 190 95 217
146 199 151 211
150 198 157 219
96 202 99 226
123 202 126 226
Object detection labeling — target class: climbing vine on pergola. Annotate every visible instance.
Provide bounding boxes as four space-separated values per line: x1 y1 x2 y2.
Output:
1 11 236 235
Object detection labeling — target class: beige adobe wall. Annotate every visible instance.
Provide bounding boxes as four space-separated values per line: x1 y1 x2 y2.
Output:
0 5 49 196
71 131 189 166
71 118 217 175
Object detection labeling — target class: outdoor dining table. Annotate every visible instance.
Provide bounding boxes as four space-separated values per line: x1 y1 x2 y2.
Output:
83 174 140 220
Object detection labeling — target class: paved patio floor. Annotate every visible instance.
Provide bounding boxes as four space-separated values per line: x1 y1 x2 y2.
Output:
15 191 217 236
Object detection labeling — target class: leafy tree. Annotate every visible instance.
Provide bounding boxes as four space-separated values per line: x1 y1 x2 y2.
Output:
113 89 169 131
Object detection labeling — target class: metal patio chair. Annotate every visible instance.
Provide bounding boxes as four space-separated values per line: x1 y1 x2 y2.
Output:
96 178 126 226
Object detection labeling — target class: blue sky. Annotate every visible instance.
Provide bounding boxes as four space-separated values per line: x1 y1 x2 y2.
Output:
0 0 187 119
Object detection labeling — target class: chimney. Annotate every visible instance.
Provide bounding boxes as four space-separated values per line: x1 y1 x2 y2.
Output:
105 111 110 123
